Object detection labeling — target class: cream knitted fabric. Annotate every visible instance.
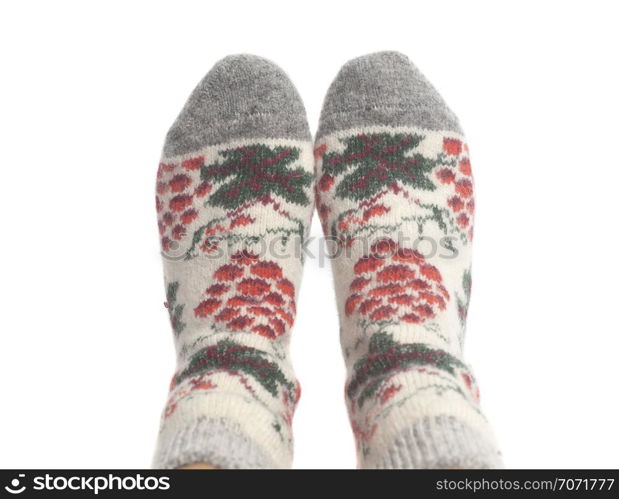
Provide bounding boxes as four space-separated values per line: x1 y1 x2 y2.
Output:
151 55 314 469
314 52 503 468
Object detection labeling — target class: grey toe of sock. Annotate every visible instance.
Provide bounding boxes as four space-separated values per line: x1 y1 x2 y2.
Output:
317 51 462 140
164 54 311 157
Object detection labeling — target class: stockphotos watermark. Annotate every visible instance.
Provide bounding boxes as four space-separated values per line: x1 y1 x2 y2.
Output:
161 233 461 265
3 472 169 495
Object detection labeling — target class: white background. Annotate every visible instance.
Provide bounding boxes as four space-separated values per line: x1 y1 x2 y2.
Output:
1 0 618 469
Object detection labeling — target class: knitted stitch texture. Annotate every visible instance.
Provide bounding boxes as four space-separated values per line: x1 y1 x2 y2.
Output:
314 52 503 469
151 55 314 469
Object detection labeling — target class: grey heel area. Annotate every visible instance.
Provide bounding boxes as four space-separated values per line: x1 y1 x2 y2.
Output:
164 54 311 157
317 51 462 140
152 417 281 469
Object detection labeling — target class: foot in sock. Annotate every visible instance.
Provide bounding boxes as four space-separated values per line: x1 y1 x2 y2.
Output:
152 55 314 469
314 51 503 468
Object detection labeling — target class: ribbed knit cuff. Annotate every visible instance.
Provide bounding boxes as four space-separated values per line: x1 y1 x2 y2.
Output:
368 415 503 469
151 417 279 469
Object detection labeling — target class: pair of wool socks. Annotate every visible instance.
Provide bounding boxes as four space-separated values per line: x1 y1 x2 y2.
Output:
152 52 503 469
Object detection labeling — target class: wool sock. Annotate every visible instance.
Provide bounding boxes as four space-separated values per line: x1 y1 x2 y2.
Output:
314 52 503 468
151 55 314 469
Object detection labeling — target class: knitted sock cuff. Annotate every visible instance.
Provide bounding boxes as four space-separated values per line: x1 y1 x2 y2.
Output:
152 417 280 469
368 415 503 469
151 350 300 469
